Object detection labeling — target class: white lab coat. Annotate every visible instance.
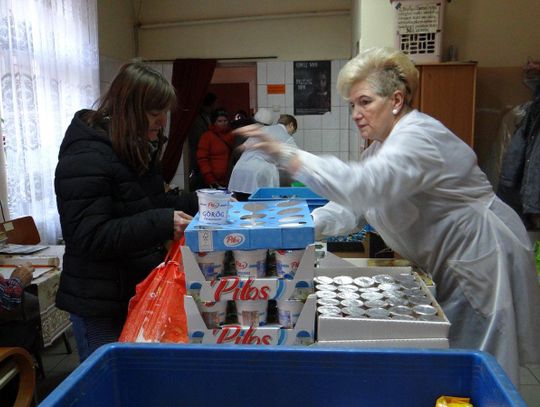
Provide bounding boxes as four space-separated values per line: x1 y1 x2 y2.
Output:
297 110 540 386
229 124 297 194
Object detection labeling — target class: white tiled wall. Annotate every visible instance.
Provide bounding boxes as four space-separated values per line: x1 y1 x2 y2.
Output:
257 59 364 161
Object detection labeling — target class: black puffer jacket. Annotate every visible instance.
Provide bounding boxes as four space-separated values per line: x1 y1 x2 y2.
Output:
54 110 198 318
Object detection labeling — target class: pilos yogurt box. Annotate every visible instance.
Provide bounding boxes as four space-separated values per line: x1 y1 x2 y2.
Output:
184 294 316 346
184 200 314 252
182 244 315 302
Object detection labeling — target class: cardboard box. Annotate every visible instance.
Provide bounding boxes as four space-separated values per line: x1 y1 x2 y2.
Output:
182 244 315 302
313 338 449 349
315 265 450 344
184 294 316 345
185 200 315 252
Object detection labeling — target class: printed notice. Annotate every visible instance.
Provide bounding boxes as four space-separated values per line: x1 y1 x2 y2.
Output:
397 3 440 35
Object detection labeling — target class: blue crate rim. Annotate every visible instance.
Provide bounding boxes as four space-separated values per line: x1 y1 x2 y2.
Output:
40 343 525 407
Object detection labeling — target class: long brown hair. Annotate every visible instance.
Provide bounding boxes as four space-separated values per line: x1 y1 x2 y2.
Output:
84 62 176 174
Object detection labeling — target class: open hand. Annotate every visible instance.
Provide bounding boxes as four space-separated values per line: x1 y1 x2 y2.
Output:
232 124 284 160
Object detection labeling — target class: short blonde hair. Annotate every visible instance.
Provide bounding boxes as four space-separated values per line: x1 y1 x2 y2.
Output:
337 47 419 105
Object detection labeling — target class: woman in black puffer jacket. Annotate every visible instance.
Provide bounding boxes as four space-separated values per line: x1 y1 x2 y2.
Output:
54 62 197 361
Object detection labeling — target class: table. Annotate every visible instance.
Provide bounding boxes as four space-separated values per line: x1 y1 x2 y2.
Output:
1 245 71 348
30 246 70 347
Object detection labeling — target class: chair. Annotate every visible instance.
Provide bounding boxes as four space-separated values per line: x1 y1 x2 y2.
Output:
0 216 41 245
0 347 36 407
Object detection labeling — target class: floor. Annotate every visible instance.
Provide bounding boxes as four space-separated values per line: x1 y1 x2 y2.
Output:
36 329 540 406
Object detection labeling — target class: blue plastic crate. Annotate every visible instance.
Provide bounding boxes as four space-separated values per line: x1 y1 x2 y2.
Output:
39 344 526 407
249 187 328 211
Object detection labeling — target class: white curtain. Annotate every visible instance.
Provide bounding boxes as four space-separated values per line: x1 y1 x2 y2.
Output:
0 0 99 244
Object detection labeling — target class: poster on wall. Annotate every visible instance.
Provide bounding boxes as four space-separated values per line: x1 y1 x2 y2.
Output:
294 61 331 115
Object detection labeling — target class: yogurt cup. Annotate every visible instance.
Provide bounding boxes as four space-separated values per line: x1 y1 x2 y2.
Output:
196 189 232 225
233 249 267 278
198 300 228 328
235 300 268 326
276 299 304 328
275 249 305 279
195 250 226 280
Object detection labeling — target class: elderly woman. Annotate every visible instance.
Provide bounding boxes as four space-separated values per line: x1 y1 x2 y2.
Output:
235 47 540 386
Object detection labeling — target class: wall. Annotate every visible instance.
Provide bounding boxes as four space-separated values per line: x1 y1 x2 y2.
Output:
135 0 351 60
257 60 357 161
97 0 136 60
97 0 137 94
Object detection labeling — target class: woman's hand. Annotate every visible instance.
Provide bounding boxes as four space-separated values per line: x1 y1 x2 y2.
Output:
232 124 284 161
173 210 193 240
233 124 301 174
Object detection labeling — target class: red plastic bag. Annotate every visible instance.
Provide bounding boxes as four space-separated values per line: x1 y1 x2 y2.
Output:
119 239 188 343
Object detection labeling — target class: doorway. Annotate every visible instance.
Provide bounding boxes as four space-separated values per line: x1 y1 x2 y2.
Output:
183 62 257 189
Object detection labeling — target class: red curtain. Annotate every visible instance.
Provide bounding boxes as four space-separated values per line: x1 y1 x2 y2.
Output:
162 59 216 183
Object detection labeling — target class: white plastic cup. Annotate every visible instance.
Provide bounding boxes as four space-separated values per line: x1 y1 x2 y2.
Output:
276 299 304 328
196 189 232 225
195 250 226 280
198 300 228 328
235 300 268 327
275 249 305 279
233 249 267 278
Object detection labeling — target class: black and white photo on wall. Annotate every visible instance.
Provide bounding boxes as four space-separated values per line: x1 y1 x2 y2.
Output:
294 60 331 115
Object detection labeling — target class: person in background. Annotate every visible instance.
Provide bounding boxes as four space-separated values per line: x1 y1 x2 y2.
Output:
228 109 298 201
276 114 299 187
196 109 235 189
277 114 298 137
229 110 256 168
187 92 217 191
234 47 540 386
54 62 198 362
498 58 540 229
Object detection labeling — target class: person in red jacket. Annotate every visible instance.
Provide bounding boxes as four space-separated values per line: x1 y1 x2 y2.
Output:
196 109 235 188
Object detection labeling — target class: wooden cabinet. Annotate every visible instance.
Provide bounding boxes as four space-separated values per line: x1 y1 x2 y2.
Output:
412 63 477 146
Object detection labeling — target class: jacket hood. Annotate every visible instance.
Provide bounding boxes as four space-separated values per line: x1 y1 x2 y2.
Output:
59 110 111 157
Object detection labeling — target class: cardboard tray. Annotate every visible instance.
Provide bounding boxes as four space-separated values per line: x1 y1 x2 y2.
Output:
182 244 315 302
184 294 316 346
185 200 315 252
315 265 450 342
313 337 449 348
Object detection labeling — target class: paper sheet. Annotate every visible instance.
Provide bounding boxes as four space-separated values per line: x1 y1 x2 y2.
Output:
0 244 49 254
0 266 56 280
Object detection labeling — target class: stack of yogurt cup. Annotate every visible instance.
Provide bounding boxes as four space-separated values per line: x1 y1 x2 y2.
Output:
194 247 307 329
315 273 441 321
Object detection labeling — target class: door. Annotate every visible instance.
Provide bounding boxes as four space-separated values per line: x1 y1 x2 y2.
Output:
207 83 251 119
417 63 477 146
